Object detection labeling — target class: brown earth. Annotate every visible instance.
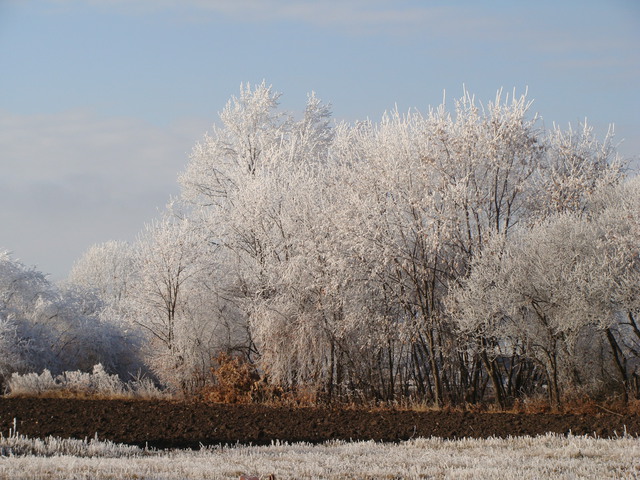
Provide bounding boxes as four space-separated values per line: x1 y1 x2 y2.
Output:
1 397 639 449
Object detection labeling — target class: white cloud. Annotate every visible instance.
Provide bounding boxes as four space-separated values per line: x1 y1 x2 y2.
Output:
1 111 181 181
0 109 209 278
43 0 499 35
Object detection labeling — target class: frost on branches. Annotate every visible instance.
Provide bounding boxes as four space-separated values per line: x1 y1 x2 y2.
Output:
3 84 636 407
0 252 134 391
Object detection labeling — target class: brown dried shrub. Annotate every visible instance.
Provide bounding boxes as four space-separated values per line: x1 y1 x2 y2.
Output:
203 353 322 406
206 353 260 404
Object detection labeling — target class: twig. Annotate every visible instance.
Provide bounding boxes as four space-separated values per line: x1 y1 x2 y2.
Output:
595 404 623 417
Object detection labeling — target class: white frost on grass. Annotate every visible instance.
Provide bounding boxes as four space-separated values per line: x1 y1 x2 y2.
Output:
0 433 639 479
7 366 165 400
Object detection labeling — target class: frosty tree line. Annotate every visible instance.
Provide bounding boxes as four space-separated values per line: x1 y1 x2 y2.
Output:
2 83 639 407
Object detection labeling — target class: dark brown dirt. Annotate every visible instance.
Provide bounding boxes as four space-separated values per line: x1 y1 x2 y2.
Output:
1 397 638 449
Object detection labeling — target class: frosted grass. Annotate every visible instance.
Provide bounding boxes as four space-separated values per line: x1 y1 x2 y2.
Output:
1 433 639 479
7 365 165 399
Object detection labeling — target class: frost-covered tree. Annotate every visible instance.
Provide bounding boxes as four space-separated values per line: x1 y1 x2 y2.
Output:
0 308 28 387
0 251 135 389
449 176 640 405
0 252 53 377
450 218 594 406
66 240 148 379
178 83 337 393
124 213 245 392
535 121 622 216
67 240 135 309
172 83 628 406
244 168 353 396
580 176 640 401
319 90 547 405
179 81 286 207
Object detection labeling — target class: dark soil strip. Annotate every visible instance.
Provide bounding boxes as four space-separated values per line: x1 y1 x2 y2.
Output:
1 398 638 449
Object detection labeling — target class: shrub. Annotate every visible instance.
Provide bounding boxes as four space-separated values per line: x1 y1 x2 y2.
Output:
6 364 165 399
6 369 58 396
206 353 260 403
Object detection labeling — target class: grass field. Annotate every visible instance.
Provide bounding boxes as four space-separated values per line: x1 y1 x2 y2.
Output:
1 432 639 479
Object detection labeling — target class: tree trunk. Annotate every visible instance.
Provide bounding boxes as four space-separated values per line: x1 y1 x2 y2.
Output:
605 327 629 403
481 350 505 409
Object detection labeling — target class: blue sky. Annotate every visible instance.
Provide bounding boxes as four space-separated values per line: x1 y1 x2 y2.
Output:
1 0 639 279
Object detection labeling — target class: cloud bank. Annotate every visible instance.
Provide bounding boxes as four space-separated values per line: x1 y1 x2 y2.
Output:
0 109 207 278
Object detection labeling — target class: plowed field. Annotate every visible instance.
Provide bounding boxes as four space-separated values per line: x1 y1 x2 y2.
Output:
1 398 638 449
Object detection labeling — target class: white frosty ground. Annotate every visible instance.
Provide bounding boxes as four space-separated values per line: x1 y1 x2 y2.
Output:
0 433 639 479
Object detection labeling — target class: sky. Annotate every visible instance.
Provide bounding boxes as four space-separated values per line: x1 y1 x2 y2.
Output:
1 0 639 280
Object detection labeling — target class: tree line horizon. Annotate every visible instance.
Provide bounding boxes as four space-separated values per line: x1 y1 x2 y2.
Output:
1 82 638 408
